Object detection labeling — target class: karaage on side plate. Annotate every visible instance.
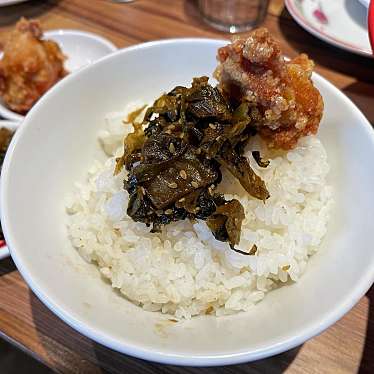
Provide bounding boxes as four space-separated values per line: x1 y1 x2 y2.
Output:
0 18 67 114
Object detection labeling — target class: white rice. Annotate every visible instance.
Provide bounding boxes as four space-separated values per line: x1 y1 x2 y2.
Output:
66 104 333 319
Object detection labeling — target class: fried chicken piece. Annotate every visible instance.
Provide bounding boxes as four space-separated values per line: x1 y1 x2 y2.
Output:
215 28 324 150
0 18 67 114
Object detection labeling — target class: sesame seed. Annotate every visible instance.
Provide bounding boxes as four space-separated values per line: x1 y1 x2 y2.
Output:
165 130 172 134
140 186 146 195
178 197 185 202
191 181 199 188
167 182 178 189
249 244 257 255
209 123 217 129
179 170 187 179
169 143 175 153
165 209 173 215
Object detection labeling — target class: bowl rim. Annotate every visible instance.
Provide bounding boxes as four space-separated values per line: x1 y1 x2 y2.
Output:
2 38 374 366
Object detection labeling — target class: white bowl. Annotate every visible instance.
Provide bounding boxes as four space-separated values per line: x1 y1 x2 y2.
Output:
0 29 117 122
0 120 18 260
2 39 374 366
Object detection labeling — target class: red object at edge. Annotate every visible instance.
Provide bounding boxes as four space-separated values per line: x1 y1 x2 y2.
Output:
369 0 374 53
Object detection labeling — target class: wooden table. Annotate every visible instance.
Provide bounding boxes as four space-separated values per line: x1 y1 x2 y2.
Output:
0 1 373 373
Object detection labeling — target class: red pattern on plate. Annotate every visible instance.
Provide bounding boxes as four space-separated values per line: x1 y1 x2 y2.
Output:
313 6 328 25
0 240 6 248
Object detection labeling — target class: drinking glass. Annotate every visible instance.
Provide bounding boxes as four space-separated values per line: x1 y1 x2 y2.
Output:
198 0 270 33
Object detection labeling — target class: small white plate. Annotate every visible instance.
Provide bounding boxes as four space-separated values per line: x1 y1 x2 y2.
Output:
0 120 19 260
0 0 29 6
0 29 117 121
285 0 372 57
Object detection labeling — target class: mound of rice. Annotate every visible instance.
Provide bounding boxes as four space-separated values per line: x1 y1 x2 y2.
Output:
66 104 333 319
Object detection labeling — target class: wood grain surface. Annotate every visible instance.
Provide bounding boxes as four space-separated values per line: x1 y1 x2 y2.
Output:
0 1 373 373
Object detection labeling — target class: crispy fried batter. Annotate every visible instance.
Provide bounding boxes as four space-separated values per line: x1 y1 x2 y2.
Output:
215 28 324 150
0 18 67 114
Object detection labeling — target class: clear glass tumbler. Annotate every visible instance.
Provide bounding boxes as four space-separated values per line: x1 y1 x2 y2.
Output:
198 0 269 33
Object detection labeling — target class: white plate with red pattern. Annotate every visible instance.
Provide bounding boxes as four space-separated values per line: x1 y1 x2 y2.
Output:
285 0 372 57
